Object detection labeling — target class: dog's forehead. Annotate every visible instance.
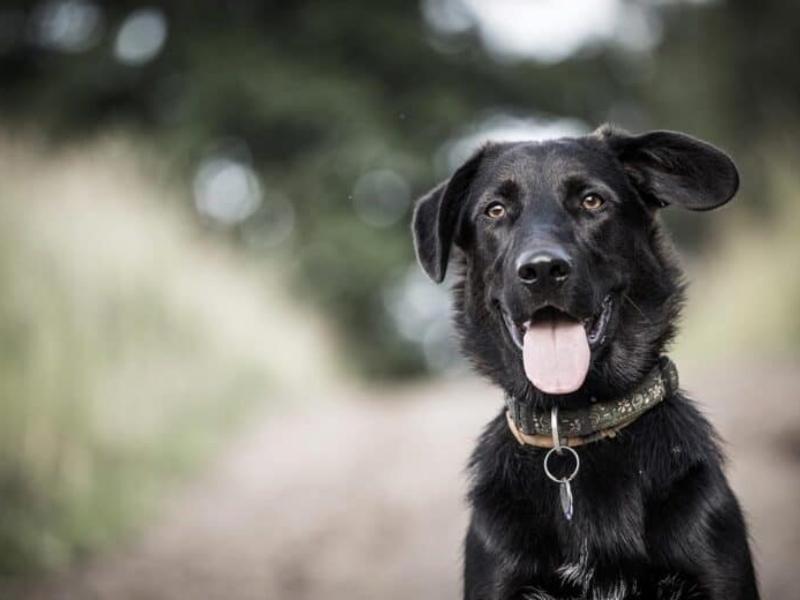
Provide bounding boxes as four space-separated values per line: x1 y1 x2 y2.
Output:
482 138 616 186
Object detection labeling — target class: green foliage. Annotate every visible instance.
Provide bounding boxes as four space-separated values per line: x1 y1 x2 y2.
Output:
0 1 657 377
0 2 798 371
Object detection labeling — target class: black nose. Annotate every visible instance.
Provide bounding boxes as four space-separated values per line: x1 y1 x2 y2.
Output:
516 250 572 288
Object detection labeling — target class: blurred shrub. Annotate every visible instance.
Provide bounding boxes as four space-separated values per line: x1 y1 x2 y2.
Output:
0 1 797 377
0 136 336 573
677 138 800 363
0 1 671 377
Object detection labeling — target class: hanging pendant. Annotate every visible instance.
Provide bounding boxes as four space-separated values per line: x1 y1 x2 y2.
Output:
559 479 574 521
543 407 581 521
544 446 580 521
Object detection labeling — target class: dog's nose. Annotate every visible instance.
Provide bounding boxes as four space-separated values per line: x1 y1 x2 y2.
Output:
516 250 572 288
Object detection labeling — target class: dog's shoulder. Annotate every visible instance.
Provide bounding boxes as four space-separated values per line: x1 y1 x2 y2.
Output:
629 392 726 494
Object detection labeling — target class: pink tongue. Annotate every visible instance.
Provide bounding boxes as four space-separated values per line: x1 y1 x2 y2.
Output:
523 319 591 394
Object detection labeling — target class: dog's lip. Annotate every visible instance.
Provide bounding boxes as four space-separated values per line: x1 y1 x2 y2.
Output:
501 309 525 350
585 294 614 347
499 295 614 351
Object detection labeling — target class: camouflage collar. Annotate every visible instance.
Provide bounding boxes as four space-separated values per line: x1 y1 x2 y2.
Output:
505 357 679 448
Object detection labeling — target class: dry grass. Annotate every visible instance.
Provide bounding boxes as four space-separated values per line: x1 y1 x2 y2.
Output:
0 132 340 572
675 150 800 365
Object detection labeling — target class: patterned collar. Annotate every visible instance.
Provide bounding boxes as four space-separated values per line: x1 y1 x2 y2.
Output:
505 357 679 448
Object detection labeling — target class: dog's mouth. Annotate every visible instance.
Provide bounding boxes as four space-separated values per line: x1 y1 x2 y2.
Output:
499 295 614 395
501 295 614 351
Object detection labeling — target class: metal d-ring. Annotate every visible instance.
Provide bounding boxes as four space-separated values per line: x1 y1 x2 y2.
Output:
545 405 580 483
543 445 580 483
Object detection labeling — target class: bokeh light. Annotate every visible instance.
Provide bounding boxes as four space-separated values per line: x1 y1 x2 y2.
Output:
193 156 263 225
351 169 411 228
424 0 659 62
113 7 167 66
31 0 103 52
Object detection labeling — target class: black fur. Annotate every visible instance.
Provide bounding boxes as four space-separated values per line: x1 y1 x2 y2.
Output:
412 126 758 599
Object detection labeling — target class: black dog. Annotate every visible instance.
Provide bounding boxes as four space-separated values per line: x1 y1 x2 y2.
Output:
412 126 759 599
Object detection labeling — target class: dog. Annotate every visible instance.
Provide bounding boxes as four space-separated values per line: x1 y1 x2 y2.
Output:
411 126 759 599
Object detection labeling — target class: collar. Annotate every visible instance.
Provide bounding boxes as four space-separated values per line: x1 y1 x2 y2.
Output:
505 356 679 448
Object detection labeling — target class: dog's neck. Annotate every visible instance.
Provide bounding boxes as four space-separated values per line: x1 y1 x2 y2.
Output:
504 357 678 447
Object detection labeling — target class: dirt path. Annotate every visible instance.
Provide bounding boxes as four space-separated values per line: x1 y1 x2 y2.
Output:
5 361 799 599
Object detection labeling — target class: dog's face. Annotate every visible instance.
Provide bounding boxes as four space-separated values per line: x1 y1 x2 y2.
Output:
413 127 738 404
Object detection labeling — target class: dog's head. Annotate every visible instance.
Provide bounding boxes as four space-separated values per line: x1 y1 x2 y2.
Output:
412 127 738 405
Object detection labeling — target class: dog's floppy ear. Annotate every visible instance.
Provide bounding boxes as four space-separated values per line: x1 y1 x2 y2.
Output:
599 127 739 211
412 146 489 282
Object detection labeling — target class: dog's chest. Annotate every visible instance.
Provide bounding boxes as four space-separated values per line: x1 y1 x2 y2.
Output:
506 523 699 599
467 408 717 598
475 443 702 598
505 444 649 558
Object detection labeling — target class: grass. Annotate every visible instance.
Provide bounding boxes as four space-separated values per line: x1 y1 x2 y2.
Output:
0 133 339 573
675 145 800 366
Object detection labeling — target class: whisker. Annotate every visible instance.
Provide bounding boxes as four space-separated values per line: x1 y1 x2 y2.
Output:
623 294 651 323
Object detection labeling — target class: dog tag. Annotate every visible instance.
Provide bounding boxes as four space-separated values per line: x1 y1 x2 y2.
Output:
559 480 574 521
544 410 580 522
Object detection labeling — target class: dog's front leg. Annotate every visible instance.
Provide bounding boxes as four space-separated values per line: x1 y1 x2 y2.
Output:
693 507 760 600
464 521 549 600
464 522 497 600
655 468 759 600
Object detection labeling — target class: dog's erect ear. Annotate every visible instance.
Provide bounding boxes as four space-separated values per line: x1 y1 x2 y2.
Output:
599 127 739 211
412 146 489 282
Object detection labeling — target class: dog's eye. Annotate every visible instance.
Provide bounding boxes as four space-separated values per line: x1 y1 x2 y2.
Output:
485 202 507 219
581 193 605 211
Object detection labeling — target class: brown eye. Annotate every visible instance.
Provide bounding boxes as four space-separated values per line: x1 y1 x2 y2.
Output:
581 193 605 211
485 202 507 219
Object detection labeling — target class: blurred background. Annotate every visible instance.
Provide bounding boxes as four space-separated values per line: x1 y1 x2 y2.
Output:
0 0 797 598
